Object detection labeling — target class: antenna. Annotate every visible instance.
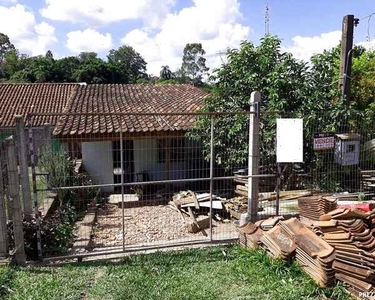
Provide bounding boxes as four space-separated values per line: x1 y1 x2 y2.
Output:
265 3 270 35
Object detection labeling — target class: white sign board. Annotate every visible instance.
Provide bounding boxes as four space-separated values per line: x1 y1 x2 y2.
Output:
277 119 303 163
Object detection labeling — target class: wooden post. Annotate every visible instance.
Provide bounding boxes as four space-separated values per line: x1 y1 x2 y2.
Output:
339 15 355 105
248 91 261 222
0 147 8 256
15 116 32 216
6 137 26 264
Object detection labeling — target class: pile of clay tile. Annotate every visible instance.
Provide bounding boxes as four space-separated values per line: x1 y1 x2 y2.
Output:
305 208 375 296
238 216 335 287
298 195 337 220
280 218 335 287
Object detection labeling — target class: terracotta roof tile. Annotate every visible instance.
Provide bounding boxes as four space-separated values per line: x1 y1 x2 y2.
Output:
54 84 208 136
0 83 79 128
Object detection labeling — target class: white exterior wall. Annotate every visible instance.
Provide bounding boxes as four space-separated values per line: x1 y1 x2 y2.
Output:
82 141 114 192
133 139 186 182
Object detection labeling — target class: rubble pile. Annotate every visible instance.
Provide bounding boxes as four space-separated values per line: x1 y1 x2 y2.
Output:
170 190 228 234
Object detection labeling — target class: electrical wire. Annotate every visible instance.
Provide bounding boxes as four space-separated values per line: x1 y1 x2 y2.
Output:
360 13 375 42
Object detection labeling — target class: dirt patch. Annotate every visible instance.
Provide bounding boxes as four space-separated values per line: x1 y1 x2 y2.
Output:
92 204 236 248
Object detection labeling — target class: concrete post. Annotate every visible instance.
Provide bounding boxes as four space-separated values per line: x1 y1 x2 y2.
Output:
0 147 8 256
248 91 261 222
15 116 32 216
6 137 26 264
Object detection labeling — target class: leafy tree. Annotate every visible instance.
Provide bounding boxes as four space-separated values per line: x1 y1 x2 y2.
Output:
181 43 209 86
0 33 15 77
160 65 173 80
188 36 310 170
108 46 147 83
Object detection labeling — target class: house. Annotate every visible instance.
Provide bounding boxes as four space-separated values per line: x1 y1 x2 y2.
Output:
52 84 209 193
0 83 208 193
0 83 80 139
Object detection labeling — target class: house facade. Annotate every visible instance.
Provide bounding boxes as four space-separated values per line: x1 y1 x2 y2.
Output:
53 84 209 192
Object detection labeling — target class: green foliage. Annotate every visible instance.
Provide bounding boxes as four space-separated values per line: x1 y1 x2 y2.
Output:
352 50 375 109
38 147 74 204
0 265 14 298
107 45 147 83
0 33 15 77
189 35 370 194
189 36 311 170
0 33 148 84
181 43 209 86
41 204 77 255
160 65 173 80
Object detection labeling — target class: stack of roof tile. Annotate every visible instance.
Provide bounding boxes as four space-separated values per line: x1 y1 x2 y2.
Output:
237 216 284 250
298 196 337 220
279 218 336 287
238 221 263 249
307 208 375 296
260 225 296 260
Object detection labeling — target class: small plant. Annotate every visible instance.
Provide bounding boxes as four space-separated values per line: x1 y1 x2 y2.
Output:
358 191 365 202
38 147 75 205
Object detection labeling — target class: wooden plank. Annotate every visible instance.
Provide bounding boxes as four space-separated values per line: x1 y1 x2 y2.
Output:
6 138 26 264
189 190 200 209
15 116 32 216
187 207 208 235
0 146 7 256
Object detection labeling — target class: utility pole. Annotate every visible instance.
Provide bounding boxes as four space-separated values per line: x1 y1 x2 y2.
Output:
265 3 270 35
338 15 359 105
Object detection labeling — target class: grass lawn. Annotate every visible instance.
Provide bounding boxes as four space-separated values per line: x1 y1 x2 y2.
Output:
0 246 352 300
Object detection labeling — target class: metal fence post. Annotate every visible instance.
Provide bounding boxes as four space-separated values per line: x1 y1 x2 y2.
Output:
120 122 125 252
276 163 281 216
15 116 32 217
209 116 214 241
0 147 8 256
248 91 261 222
28 123 43 261
6 137 26 264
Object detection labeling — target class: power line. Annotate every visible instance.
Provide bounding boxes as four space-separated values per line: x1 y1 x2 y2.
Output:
360 13 375 42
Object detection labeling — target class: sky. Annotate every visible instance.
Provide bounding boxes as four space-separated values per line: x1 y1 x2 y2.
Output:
0 0 375 76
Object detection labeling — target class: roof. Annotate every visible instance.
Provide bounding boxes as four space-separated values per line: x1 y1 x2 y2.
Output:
53 84 208 136
336 133 361 140
0 83 79 128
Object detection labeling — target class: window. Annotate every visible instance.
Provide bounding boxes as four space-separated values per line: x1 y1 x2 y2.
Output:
346 144 356 153
157 139 185 163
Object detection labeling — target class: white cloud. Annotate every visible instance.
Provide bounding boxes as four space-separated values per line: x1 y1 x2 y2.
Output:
284 31 341 61
121 0 250 76
0 4 57 55
358 39 375 51
41 0 175 27
66 28 113 53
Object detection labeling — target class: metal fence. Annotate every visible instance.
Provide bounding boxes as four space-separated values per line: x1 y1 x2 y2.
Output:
26 103 262 260
2 92 375 262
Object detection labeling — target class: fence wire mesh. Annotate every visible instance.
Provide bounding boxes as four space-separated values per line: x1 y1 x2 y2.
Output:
28 112 255 259
0 109 369 260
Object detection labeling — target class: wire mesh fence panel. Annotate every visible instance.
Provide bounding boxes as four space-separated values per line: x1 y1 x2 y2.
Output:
259 111 375 218
27 108 375 259
27 112 258 259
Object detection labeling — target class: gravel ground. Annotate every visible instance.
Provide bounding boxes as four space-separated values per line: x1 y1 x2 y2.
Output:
93 204 236 247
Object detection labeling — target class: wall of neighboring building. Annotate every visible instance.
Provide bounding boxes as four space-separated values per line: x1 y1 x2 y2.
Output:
82 141 114 192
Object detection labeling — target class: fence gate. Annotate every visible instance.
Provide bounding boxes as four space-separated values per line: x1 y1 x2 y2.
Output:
27 97 265 261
